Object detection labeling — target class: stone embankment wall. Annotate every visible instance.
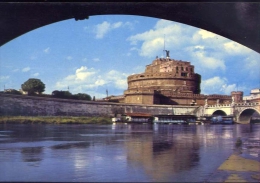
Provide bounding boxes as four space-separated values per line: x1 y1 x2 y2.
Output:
0 94 200 117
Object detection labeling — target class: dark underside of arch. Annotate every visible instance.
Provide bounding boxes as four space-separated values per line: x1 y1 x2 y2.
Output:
0 2 259 53
239 109 259 124
212 110 227 116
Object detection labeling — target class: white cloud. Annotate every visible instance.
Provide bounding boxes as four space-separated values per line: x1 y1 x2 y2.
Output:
55 66 128 94
194 45 204 50
44 47 50 54
130 47 138 51
22 67 30 72
220 83 237 94
223 41 252 55
95 21 110 39
94 21 137 39
82 58 88 62
93 58 100 62
83 26 89 31
0 76 10 81
66 56 73 60
30 55 37 60
243 54 260 79
133 65 145 73
32 73 39 77
95 77 106 86
56 66 98 89
191 50 226 70
201 76 236 95
127 19 196 58
106 70 128 89
75 66 96 81
124 21 135 30
112 22 123 29
197 29 217 39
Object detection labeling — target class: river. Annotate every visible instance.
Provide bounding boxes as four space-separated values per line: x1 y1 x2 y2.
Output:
0 123 259 182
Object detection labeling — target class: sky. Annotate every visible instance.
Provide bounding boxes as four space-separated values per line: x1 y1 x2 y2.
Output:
0 15 259 99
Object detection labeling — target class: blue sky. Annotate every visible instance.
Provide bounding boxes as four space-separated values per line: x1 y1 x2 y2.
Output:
0 15 259 98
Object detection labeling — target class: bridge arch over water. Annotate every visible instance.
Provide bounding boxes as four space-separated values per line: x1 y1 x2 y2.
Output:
0 2 259 53
238 108 260 124
212 110 227 116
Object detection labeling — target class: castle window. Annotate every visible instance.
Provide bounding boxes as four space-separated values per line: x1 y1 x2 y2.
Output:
176 67 178 70
181 73 187 77
186 67 188 71
181 67 184 71
190 68 193 72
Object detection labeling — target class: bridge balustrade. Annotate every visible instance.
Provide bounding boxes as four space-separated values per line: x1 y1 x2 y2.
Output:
234 102 258 106
206 104 232 108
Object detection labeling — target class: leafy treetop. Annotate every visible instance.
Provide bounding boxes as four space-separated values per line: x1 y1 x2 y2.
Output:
21 78 45 95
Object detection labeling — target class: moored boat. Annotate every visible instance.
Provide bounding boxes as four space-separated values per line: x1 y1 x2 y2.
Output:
211 116 234 124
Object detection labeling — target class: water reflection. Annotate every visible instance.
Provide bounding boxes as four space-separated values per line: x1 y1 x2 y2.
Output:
21 146 43 166
0 123 259 182
120 124 200 181
51 142 90 150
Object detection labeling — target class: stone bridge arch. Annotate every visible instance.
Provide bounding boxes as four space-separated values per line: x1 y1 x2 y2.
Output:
237 107 260 124
0 3 259 53
212 110 227 116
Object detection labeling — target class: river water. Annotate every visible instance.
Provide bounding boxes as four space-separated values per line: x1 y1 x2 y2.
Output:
0 123 259 182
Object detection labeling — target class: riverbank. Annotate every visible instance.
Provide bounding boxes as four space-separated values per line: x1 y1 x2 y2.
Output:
206 138 260 182
0 116 113 124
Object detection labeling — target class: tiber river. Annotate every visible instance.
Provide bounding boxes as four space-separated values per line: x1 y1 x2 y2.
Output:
0 123 259 182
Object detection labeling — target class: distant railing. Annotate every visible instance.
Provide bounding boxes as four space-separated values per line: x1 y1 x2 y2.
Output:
206 104 232 108
206 102 259 108
234 102 259 106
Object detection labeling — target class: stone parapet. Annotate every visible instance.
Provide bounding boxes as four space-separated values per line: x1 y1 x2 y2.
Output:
207 94 231 99
124 90 155 95
127 72 199 82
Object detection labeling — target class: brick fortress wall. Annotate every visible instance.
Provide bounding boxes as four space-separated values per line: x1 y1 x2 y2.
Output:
123 57 233 105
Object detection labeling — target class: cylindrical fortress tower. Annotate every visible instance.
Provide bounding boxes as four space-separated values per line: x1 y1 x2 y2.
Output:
125 58 201 94
123 57 201 104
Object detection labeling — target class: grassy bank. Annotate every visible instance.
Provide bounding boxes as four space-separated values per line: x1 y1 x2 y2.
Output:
0 116 113 124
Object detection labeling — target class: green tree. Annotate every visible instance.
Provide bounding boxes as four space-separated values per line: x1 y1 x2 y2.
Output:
21 78 45 95
52 90 72 99
74 93 92 101
4 89 22 95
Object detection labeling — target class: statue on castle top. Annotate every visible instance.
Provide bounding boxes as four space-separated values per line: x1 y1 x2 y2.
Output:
164 50 170 58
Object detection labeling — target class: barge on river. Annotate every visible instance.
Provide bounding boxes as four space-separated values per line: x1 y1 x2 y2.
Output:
211 115 234 124
116 113 154 123
113 113 199 124
153 114 197 124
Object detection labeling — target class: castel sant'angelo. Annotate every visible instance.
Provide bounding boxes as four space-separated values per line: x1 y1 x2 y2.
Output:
107 50 243 106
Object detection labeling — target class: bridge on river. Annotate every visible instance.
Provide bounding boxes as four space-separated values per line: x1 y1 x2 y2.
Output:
201 102 260 124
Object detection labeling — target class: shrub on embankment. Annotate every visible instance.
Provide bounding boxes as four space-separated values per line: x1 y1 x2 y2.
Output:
0 116 112 124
